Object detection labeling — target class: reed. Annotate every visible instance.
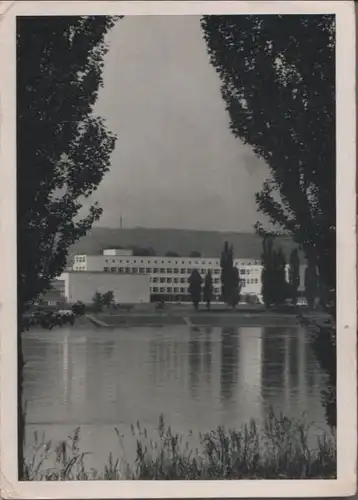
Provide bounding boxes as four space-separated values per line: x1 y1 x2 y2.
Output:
23 410 336 480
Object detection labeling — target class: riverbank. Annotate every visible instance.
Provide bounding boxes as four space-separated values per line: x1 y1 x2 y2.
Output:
24 412 336 480
86 306 330 328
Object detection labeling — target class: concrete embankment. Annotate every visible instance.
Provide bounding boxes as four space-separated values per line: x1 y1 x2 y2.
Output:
89 311 330 328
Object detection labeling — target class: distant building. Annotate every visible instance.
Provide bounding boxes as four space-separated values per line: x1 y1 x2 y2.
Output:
71 249 307 303
62 271 150 305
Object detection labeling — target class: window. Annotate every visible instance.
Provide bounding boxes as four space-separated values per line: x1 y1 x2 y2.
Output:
139 268 145 273
180 287 185 293
214 278 220 284
104 267 109 272
132 267 138 273
160 268 165 273
159 287 165 293
201 268 206 274
167 287 172 293
133 260 137 263
180 278 185 283
240 269 245 275
153 287 159 293
214 269 220 275
174 268 179 274
166 268 172 273
167 277 172 283
160 277 165 283
111 267 117 272
152 277 158 283
154 260 157 264
141 260 144 263
152 268 158 274
214 288 220 295
105 259 108 263
175 261 178 264
112 260 116 263
173 278 179 284
168 261 172 264
125 267 130 273
182 261 185 264
174 287 179 293
146 268 152 273
187 268 191 274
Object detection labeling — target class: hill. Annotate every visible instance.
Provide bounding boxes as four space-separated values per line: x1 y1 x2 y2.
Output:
68 227 304 264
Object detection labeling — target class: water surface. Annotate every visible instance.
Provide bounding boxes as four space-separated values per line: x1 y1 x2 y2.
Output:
23 324 330 470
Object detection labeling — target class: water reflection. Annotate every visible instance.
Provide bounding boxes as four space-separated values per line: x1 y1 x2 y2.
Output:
220 327 238 403
189 327 201 400
23 324 331 469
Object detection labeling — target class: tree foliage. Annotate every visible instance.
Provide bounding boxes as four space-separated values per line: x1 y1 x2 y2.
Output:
201 14 336 298
189 251 201 258
188 269 202 310
304 257 318 310
165 251 180 257
288 249 300 305
17 15 119 317
17 15 119 476
203 270 213 310
220 241 241 308
261 236 288 307
201 14 336 427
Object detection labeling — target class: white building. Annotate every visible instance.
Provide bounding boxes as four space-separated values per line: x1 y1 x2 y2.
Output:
62 271 150 305
72 248 279 303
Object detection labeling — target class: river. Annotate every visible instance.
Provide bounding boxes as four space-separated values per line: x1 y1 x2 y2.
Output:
22 323 331 471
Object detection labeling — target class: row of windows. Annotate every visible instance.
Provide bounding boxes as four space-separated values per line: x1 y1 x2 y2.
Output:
103 258 261 266
151 287 222 294
75 256 86 263
149 276 222 284
101 266 259 276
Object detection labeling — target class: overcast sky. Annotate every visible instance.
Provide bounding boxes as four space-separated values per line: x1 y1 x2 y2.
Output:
90 15 269 232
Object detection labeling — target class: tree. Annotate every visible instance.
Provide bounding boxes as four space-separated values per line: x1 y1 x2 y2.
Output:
92 291 104 312
130 246 156 256
17 16 119 476
305 256 318 310
188 269 202 310
201 14 335 303
102 290 115 309
165 251 180 257
288 249 300 305
201 15 336 426
71 301 86 316
203 270 213 310
261 236 288 307
189 250 201 258
220 241 241 308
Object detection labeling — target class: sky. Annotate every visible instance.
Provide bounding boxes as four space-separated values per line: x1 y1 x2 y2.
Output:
89 15 269 232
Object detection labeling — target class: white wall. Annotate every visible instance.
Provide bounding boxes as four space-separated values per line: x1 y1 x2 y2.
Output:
64 272 150 304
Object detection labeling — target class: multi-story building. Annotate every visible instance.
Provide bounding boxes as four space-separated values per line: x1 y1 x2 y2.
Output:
71 248 306 304
72 248 265 303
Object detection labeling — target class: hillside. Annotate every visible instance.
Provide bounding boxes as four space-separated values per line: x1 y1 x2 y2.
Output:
68 227 304 264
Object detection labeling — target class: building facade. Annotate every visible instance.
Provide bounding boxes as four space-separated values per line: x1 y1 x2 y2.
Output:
62 271 150 305
71 248 305 303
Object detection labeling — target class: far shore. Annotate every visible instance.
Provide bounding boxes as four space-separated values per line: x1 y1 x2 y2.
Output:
85 304 330 328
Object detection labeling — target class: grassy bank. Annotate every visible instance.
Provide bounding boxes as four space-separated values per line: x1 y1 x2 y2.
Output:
24 411 336 480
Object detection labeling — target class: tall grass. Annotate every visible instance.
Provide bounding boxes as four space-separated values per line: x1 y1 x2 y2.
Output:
23 411 336 480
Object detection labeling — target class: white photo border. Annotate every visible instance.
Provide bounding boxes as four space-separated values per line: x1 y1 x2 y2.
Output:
0 1 356 498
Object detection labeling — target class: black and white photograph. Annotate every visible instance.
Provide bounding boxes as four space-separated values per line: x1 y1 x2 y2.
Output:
0 1 356 498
